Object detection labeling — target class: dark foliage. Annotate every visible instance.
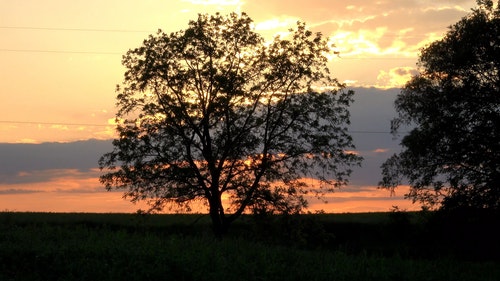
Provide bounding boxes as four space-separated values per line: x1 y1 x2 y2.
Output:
99 13 361 235
380 1 500 210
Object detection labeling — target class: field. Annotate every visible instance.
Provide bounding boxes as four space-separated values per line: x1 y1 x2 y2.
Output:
1 211 499 281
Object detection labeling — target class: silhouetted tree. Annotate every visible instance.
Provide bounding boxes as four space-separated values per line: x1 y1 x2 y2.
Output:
99 13 361 236
380 1 500 210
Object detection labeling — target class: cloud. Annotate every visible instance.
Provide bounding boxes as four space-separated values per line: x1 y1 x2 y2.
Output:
0 192 145 213
0 188 42 195
306 185 421 213
1 123 118 144
240 0 475 87
0 139 112 184
8 169 89 184
0 169 104 195
372 148 390 153
348 87 399 133
344 150 360 156
2 2 478 147
254 17 299 31
16 138 39 144
376 67 418 88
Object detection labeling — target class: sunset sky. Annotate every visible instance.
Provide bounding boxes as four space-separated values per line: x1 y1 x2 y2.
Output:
0 0 477 213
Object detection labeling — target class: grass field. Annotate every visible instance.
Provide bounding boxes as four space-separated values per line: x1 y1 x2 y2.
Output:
0 211 498 281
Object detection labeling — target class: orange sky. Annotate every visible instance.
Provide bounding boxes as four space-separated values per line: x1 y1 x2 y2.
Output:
0 0 476 213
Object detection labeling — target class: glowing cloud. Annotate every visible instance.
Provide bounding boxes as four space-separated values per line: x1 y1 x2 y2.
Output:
372 148 389 153
376 67 418 88
255 17 299 31
344 150 360 156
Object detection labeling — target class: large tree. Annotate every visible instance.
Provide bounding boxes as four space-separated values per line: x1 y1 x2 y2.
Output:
380 1 500 210
99 13 361 235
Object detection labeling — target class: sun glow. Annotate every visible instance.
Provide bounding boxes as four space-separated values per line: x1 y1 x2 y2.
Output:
254 17 298 31
331 27 413 58
376 66 418 88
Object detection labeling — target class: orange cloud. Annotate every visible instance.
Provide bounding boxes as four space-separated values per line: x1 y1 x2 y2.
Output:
344 150 360 156
0 120 117 143
376 66 418 88
372 148 389 153
0 192 145 213
307 185 421 213
1 166 419 213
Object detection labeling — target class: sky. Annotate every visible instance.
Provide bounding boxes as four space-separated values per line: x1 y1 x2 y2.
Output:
0 0 477 213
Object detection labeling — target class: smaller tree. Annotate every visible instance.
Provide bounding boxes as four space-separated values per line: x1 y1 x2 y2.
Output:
99 13 361 236
380 1 500 210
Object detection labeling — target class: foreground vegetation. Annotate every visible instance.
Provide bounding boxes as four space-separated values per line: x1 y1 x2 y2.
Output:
0 211 498 281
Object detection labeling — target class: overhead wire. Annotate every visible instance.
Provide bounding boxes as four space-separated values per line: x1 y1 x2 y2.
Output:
0 120 404 134
0 48 417 60
0 49 122 55
0 120 110 127
0 25 421 60
1 24 414 136
0 48 417 59
0 25 151 33
0 25 145 56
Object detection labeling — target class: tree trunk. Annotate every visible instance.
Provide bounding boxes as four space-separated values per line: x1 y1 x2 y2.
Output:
209 196 228 239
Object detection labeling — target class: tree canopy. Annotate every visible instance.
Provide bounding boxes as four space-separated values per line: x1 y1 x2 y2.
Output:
380 1 500 210
99 13 361 235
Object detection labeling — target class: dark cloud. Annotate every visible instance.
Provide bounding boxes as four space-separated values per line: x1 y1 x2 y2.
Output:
0 169 102 185
0 139 112 173
326 195 406 203
349 87 399 134
347 87 404 186
0 188 43 195
0 139 112 184
54 186 117 194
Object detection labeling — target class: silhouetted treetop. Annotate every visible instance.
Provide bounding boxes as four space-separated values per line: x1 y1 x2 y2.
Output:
380 1 500 210
99 13 361 236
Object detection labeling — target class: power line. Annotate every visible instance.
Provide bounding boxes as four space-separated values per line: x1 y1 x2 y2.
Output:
336 57 416 60
0 26 417 59
0 26 150 33
0 26 439 39
0 120 402 134
0 120 110 127
348 130 394 134
0 25 418 59
0 48 416 60
0 49 122 55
